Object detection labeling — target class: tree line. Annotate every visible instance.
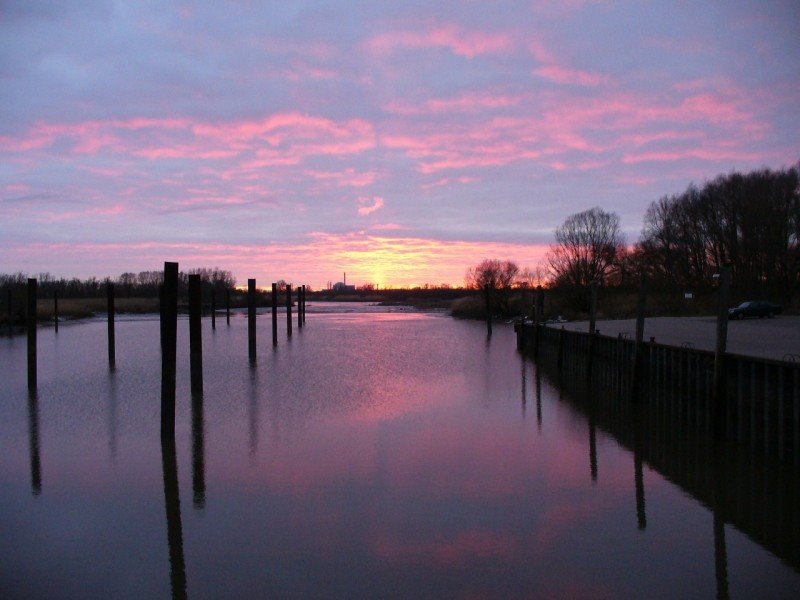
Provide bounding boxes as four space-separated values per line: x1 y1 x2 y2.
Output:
0 268 236 299
468 164 800 305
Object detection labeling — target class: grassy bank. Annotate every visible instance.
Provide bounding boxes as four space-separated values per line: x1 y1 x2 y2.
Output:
0 297 160 326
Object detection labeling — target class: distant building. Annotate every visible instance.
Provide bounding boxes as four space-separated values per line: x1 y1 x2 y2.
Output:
332 271 356 293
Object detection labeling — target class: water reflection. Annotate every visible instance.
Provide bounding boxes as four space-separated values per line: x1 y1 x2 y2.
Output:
248 363 259 459
27 389 41 496
192 392 206 509
107 370 118 460
161 435 187 600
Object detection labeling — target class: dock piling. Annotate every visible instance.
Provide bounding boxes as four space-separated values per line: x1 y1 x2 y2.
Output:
211 289 216 330
226 289 230 326
107 282 115 369
27 278 37 390
161 262 179 439
271 283 278 347
248 279 256 362
54 291 59 333
297 286 302 330
286 283 292 338
188 274 203 397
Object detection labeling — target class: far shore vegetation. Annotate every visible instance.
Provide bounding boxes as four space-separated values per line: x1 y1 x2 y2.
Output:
2 164 798 329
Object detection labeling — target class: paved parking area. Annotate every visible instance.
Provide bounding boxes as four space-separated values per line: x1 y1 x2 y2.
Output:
551 316 800 361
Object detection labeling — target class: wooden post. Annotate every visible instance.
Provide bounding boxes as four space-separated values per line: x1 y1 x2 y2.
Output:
271 283 278 347
107 282 116 369
225 288 230 326
248 279 256 362
297 286 302 330
631 273 647 401
587 282 597 381
534 285 544 357
483 284 492 337
302 284 306 325
161 262 179 439
188 275 203 398
159 284 165 352
7 288 13 335
211 289 216 330
286 283 292 338
27 278 37 391
713 266 730 438
53 290 59 333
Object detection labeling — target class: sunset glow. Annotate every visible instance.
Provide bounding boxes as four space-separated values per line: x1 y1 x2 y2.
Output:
1 1 797 285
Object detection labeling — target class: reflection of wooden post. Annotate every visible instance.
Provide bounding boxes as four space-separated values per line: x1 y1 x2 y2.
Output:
713 267 730 438
248 279 256 362
107 283 115 369
161 436 188 599
27 279 37 391
225 288 230 326
271 283 278 347
286 283 292 338
635 449 646 530
483 284 492 337
557 326 565 374
161 262 179 439
188 275 203 398
589 410 597 483
53 291 59 333
632 273 647 402
28 390 42 495
191 394 205 510
211 289 216 330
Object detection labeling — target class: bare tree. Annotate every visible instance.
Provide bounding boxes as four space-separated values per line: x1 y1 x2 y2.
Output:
547 207 625 288
465 259 519 314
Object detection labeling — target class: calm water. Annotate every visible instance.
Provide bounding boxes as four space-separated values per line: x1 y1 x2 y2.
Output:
1 306 798 598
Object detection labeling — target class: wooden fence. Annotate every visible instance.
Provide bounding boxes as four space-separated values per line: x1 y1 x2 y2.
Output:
518 322 800 466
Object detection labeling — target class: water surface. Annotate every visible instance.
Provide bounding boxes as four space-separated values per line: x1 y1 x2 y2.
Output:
1 307 798 598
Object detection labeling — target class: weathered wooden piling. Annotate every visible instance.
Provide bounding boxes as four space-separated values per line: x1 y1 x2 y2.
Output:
7 288 13 335
297 286 302 330
161 262 179 439
248 279 256 362
27 278 36 390
302 284 306 325
211 289 216 330
286 283 292 338
271 283 278 347
225 288 230 326
534 286 544 357
53 291 59 333
107 282 115 368
188 274 203 398
631 273 648 401
712 266 730 438
483 284 492 337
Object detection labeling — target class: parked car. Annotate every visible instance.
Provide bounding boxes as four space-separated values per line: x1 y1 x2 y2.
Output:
728 301 782 320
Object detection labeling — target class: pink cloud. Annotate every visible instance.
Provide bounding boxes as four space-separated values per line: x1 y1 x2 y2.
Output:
384 92 525 115
368 24 512 58
357 196 385 216
534 65 607 86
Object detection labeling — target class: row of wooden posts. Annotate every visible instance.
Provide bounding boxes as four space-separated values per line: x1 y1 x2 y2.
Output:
22 263 309 440
513 267 734 436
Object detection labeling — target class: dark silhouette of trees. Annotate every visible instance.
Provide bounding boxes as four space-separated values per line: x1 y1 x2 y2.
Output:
465 258 520 314
547 207 625 288
637 165 799 297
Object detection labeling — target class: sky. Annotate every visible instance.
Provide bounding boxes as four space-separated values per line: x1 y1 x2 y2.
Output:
1 0 798 289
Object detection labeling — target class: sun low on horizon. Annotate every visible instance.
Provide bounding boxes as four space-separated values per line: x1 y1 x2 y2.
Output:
0 1 798 286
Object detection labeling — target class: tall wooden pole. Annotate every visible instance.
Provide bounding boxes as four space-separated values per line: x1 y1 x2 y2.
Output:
631 273 647 401
27 279 37 391
483 284 492 337
286 283 292 338
53 290 59 333
161 262 179 439
7 288 13 335
225 288 230 326
302 284 306 325
271 283 278 347
534 285 544 357
188 275 203 398
713 266 731 438
211 289 216 330
107 282 116 369
248 279 256 362
297 286 302 330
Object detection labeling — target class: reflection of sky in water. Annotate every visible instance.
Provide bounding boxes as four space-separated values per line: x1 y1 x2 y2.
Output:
0 309 798 598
